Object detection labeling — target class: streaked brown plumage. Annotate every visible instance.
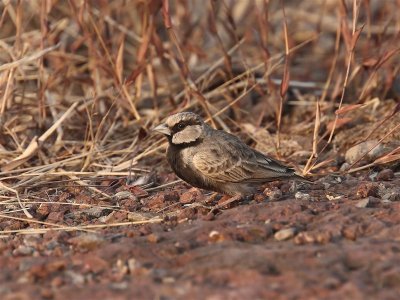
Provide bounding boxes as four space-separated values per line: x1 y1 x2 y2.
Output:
154 112 310 196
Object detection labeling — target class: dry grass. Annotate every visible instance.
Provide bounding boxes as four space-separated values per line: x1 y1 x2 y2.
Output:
0 0 399 234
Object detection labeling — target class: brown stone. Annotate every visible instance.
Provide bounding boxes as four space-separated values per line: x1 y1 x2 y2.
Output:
68 234 105 250
377 169 395 181
81 255 110 274
180 188 203 204
46 211 65 223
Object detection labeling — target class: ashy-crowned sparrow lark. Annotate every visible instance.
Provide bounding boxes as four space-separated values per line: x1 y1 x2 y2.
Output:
154 112 310 196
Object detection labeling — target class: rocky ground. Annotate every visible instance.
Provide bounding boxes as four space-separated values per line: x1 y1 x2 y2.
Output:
1 169 400 300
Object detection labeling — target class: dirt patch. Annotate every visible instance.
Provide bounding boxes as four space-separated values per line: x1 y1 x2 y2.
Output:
1 174 400 299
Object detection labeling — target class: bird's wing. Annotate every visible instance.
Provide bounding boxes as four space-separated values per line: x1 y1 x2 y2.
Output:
193 132 295 183
253 150 295 174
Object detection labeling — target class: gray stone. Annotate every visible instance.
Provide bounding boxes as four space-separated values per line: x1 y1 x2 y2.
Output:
345 140 386 164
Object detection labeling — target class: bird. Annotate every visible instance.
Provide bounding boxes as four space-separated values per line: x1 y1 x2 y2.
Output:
153 112 311 196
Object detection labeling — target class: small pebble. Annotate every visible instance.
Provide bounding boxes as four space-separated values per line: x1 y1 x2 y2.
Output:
83 207 108 218
253 193 266 202
263 187 282 201
342 226 359 240
274 227 297 241
23 236 40 248
68 233 105 250
356 182 379 198
113 191 137 201
345 140 385 164
127 258 141 273
294 232 315 245
369 172 378 181
382 190 400 202
180 188 203 204
110 282 128 290
355 198 370 208
51 276 64 288
355 197 380 208
323 182 331 190
147 233 162 243
295 192 311 201
13 245 34 256
208 230 224 243
377 169 394 181
340 162 350 171
65 270 85 285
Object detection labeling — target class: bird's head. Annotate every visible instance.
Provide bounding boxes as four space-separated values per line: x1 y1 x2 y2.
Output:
153 112 206 145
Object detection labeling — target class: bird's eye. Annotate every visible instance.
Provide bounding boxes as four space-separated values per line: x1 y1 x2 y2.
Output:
178 123 185 129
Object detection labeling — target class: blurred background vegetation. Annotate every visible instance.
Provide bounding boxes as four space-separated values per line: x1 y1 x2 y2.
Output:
0 0 399 182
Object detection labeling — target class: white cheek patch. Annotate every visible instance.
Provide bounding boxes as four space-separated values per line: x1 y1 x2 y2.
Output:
172 125 202 144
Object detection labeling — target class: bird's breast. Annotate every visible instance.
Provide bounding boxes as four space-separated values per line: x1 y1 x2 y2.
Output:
166 145 207 189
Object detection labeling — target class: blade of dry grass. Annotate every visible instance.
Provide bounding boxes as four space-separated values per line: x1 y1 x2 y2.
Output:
0 182 32 218
0 217 163 235
0 43 60 72
2 101 79 172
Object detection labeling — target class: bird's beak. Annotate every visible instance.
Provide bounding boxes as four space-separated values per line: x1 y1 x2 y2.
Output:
153 123 171 136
